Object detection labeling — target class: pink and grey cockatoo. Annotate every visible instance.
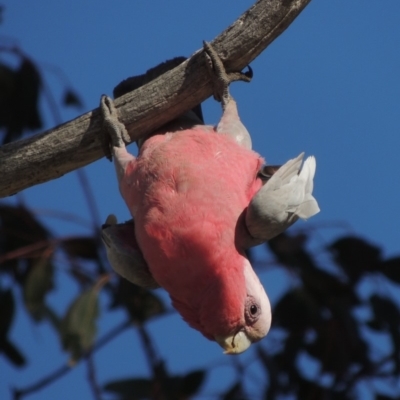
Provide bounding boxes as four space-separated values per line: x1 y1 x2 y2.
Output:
101 43 320 354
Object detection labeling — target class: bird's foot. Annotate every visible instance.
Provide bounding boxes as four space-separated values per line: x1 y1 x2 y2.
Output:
100 95 130 161
203 41 253 110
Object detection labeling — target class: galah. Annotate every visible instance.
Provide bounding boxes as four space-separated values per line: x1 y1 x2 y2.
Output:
101 42 320 354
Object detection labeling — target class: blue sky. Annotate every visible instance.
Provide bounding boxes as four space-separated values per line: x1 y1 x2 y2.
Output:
2 1 400 399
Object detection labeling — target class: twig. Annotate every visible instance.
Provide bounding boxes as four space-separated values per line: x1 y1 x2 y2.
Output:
137 325 167 400
87 354 102 400
12 319 131 399
12 364 70 400
137 325 161 371
0 234 94 264
76 169 102 232
32 208 93 229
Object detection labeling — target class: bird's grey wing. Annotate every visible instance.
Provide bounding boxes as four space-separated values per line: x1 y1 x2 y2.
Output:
102 215 159 289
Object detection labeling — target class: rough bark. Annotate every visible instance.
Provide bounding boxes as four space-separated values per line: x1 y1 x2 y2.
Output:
0 0 312 198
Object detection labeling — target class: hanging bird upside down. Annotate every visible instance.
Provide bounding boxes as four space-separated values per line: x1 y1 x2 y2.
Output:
100 42 320 354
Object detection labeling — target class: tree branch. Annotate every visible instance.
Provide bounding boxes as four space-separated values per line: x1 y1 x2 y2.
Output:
0 0 312 198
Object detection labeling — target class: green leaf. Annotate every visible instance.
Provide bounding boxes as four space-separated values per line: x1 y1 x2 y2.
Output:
23 257 54 321
60 278 107 362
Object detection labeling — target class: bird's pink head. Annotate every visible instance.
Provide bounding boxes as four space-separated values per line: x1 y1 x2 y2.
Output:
171 252 271 354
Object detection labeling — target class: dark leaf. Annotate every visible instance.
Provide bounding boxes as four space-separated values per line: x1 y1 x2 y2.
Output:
103 378 151 399
366 318 386 332
17 59 42 129
0 289 26 367
61 236 99 261
297 378 326 399
221 382 247 400
0 63 17 142
0 205 49 245
301 266 359 308
368 295 400 331
380 257 400 284
0 288 14 337
0 63 16 119
267 233 316 271
272 333 302 383
60 277 108 362
0 58 42 144
257 347 281 400
369 295 400 373
297 377 353 400
180 370 205 397
110 277 165 323
329 236 381 283
62 89 83 108
23 256 54 321
103 371 205 400
0 204 50 282
305 317 369 377
67 264 95 287
375 394 398 400
273 287 323 331
1 338 26 367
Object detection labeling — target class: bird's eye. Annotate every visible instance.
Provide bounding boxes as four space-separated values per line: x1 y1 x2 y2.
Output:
245 296 261 324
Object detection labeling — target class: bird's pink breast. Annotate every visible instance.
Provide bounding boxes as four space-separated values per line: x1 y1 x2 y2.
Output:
119 127 263 331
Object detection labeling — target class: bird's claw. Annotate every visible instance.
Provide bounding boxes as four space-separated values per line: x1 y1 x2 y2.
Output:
100 95 130 161
203 41 253 109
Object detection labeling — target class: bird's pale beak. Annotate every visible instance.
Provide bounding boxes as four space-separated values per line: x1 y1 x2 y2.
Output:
215 331 252 355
